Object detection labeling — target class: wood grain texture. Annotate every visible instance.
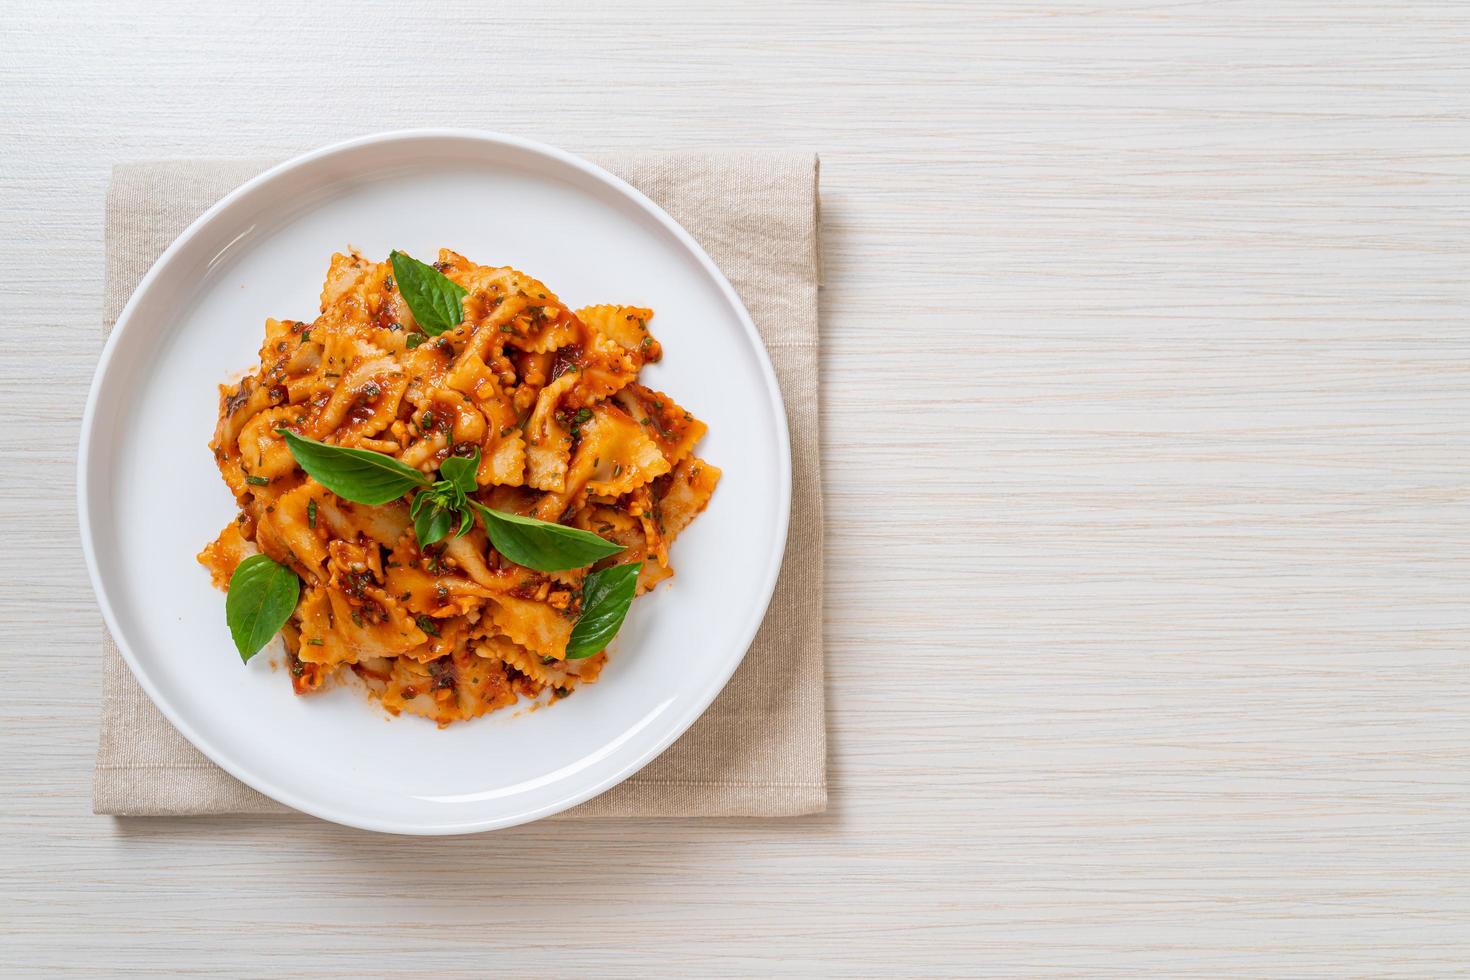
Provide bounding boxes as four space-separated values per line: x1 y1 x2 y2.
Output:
2 0 1467 975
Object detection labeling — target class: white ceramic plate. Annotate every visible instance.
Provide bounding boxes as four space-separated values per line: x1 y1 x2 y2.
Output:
78 130 790 834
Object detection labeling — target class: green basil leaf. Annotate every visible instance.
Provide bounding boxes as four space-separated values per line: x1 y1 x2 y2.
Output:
413 497 457 547
279 430 429 504
470 501 625 573
225 554 300 663
390 250 468 337
566 562 641 660
439 450 480 494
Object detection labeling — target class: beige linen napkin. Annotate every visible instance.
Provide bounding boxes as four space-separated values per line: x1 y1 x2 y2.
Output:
94 150 824 819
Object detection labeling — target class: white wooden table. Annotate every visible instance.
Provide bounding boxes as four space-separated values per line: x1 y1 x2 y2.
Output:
3 1 1467 974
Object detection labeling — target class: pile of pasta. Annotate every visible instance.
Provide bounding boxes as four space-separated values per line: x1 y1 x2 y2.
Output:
198 249 719 725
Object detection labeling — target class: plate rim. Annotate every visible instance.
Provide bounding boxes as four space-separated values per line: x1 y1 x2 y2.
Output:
76 128 793 835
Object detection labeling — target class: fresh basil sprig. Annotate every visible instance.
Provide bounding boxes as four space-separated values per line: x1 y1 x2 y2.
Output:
279 429 429 503
469 501 623 572
440 453 479 494
226 554 300 662
276 431 622 572
566 562 642 660
410 451 479 547
390 250 468 337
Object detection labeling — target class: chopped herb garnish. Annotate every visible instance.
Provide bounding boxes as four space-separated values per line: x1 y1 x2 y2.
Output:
306 498 317 528
540 656 557 665
415 614 441 637
569 407 593 437
406 333 426 349
384 274 395 291
300 330 311 342
246 475 270 486
350 610 363 627
307 637 324 646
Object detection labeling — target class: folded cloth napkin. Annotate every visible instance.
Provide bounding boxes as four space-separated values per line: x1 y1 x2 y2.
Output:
93 150 825 819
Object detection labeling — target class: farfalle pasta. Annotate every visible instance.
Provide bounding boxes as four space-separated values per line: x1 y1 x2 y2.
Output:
198 249 719 726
